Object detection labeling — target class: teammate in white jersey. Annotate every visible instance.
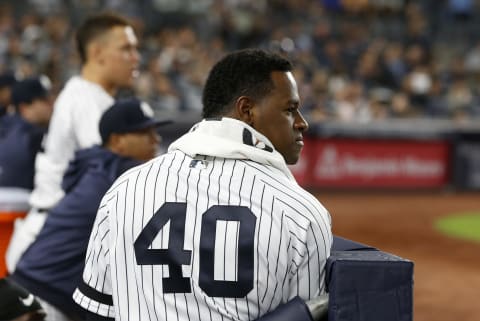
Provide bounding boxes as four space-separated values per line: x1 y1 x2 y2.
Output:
74 49 332 321
6 13 140 272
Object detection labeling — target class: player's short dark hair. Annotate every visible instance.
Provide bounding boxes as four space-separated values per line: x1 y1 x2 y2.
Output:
75 12 131 64
202 49 293 118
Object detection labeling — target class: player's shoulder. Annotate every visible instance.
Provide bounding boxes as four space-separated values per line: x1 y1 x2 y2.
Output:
53 78 83 110
55 76 111 108
238 159 307 193
56 76 83 97
243 160 330 225
279 187 331 240
235 159 289 182
61 76 95 92
108 151 179 189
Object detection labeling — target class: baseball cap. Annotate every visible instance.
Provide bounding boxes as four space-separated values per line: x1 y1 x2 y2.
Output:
11 75 51 106
99 97 172 144
0 278 44 320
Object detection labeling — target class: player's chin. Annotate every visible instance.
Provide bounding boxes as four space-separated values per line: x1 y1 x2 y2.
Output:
293 143 305 162
284 150 301 165
124 76 136 87
122 70 139 85
131 69 140 79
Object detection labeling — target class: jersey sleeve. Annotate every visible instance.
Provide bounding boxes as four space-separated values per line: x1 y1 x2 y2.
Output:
287 215 332 301
73 198 116 318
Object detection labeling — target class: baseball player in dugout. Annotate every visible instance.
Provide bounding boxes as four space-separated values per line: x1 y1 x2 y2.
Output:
6 12 141 273
0 76 53 190
6 98 168 321
74 49 332 321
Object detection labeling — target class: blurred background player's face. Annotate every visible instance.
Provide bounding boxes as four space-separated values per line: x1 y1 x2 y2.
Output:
118 127 160 161
98 26 140 89
250 71 309 164
30 98 53 127
0 86 12 107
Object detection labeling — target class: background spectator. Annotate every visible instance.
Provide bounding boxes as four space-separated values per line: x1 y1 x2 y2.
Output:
1 1 480 123
0 76 52 190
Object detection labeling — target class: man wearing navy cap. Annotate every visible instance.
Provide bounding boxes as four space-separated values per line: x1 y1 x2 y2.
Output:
0 75 53 190
10 98 169 321
0 71 17 119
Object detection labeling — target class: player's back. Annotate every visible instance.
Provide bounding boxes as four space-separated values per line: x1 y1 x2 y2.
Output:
77 149 331 321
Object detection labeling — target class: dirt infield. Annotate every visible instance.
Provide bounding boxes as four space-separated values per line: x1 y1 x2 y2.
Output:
315 191 480 321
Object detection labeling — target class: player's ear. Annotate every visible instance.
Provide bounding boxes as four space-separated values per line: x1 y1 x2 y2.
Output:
106 133 125 153
87 41 104 64
17 102 29 116
235 96 254 126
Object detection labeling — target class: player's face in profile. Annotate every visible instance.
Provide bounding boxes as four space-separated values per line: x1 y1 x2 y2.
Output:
100 26 140 88
251 71 308 164
30 97 53 127
120 127 160 161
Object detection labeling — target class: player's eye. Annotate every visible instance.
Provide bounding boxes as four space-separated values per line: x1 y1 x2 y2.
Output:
286 106 297 114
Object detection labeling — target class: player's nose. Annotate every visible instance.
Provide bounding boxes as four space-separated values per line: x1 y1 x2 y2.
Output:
132 48 141 64
294 110 309 132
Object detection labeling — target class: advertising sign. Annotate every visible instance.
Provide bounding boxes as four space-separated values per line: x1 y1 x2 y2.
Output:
291 138 451 188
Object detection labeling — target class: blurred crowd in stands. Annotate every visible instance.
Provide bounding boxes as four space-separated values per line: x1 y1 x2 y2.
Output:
2 0 480 123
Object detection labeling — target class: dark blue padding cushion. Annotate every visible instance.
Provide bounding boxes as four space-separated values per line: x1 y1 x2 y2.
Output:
255 296 313 321
326 250 413 321
332 235 377 251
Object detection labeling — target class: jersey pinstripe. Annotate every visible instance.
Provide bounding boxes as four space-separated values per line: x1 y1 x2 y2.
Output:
74 150 332 321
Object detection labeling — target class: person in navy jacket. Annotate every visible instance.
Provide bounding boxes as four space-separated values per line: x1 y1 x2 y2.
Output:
9 98 170 320
0 76 53 190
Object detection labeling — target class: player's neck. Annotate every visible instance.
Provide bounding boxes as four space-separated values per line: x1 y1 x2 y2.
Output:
81 65 117 96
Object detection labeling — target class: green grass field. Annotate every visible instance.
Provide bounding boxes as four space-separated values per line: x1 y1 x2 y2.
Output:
435 212 480 243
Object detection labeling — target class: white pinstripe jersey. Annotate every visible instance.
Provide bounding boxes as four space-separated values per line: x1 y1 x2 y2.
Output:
74 150 332 321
